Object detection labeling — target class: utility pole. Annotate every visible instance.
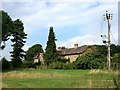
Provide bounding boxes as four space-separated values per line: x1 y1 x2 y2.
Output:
102 11 112 70
105 11 112 70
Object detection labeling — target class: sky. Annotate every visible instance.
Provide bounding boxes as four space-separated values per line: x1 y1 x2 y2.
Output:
0 0 119 60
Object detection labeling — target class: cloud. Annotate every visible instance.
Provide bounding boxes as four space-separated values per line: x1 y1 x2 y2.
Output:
2 1 118 35
1 2 100 34
56 34 102 48
2 0 119 2
55 2 118 48
1 1 118 60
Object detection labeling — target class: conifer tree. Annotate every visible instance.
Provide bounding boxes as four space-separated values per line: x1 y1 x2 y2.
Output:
44 27 57 65
10 19 27 68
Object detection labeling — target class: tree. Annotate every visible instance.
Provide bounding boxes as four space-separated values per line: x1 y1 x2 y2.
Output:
43 27 57 65
93 45 107 57
25 44 43 62
110 44 120 57
0 10 13 49
10 19 27 68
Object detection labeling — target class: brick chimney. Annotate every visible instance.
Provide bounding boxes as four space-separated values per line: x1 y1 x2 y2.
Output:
74 44 78 48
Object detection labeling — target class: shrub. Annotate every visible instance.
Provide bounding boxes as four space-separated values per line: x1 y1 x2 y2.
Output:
73 52 106 69
111 53 119 69
22 60 33 68
57 58 70 63
48 61 64 69
1 57 10 70
64 62 76 69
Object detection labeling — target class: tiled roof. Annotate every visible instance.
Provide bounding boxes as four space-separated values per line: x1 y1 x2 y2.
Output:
58 45 88 55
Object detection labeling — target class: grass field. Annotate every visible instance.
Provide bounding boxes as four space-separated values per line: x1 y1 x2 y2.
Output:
1 69 119 88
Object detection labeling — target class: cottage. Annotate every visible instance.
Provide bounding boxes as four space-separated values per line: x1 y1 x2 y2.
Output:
33 53 44 64
58 44 93 62
34 44 93 63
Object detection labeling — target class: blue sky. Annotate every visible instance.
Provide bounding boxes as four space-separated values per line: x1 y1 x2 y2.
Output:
1 0 119 60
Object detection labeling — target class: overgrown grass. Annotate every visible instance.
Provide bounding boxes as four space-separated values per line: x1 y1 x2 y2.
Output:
1 69 119 88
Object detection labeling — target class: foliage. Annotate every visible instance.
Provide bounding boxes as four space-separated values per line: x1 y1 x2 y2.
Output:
92 45 107 57
43 27 57 65
111 53 119 69
89 44 120 69
0 10 13 50
10 19 27 68
73 52 107 69
1 57 10 70
47 59 73 69
25 44 43 62
48 61 64 69
93 44 120 57
57 58 70 63
44 44 120 70
110 44 120 57
22 60 33 68
0 10 13 42
63 62 76 70
1 11 28 68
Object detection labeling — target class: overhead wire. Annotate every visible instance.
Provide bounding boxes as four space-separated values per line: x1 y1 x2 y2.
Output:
100 15 104 36
110 29 117 44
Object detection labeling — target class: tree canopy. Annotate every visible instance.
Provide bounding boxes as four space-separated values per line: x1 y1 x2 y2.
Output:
0 10 13 49
25 44 43 62
1 10 13 41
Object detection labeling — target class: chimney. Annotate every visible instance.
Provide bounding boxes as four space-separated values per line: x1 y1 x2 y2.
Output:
74 44 78 48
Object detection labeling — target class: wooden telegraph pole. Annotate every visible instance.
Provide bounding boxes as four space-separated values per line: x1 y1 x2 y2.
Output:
105 11 112 70
102 11 113 70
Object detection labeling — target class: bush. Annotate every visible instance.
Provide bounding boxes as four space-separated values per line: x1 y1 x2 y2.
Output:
63 62 76 70
1 57 11 70
22 60 33 68
48 61 64 69
73 52 106 69
57 58 70 63
111 53 119 69
47 61 75 70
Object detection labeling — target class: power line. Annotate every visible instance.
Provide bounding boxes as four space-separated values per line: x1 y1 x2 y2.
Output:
100 15 104 36
110 29 117 44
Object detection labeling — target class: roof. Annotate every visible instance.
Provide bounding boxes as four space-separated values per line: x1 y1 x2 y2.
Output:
58 45 88 55
33 54 40 59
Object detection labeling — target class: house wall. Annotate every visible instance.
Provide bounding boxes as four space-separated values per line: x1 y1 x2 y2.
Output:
33 53 44 64
34 58 39 63
64 54 81 62
39 53 44 64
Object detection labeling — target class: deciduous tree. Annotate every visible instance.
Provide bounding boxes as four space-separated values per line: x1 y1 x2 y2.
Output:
25 44 43 62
